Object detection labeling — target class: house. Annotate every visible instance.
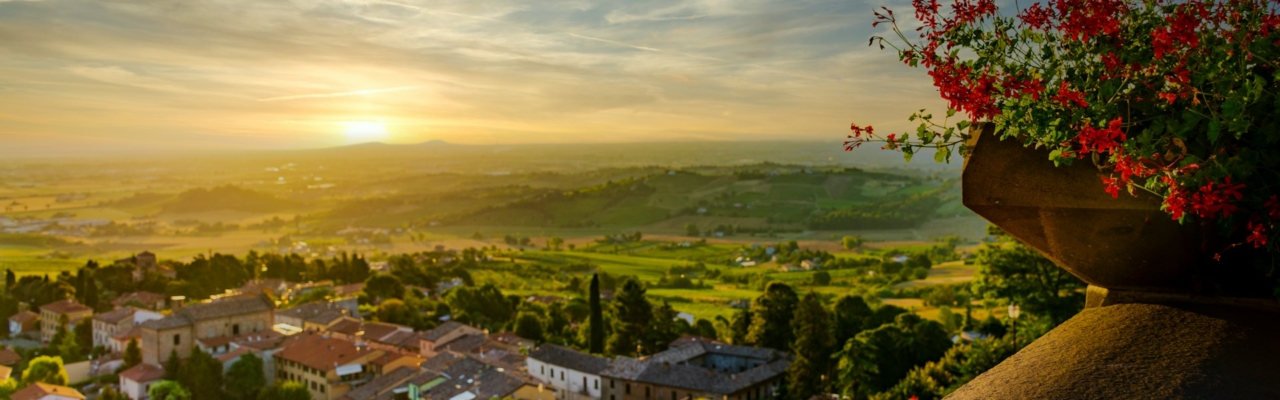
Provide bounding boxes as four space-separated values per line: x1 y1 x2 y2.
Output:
490 331 536 351
675 312 695 325
39 300 93 343
118 363 166 400
800 260 820 270
359 322 419 354
527 344 610 400
335 366 420 400
9 311 38 337
0 349 21 366
598 340 790 400
777 264 802 273
274 300 355 332
109 326 144 354
92 307 163 350
0 365 10 380
273 332 387 400
11 383 85 400
412 356 552 400
112 292 167 311
137 295 275 365
418 321 484 359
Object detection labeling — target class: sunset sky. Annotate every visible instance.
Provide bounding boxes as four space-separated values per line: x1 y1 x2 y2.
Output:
0 0 947 154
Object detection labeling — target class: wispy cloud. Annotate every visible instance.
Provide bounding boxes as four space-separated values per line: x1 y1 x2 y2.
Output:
257 86 422 102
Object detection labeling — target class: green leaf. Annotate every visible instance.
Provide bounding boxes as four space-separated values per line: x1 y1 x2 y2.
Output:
1207 119 1221 144
934 146 951 163
946 109 957 118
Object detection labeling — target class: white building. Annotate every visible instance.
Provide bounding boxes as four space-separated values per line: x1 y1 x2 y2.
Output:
92 307 163 350
527 344 609 400
118 363 165 400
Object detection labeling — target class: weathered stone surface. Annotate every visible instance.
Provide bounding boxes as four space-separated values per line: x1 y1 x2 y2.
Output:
947 302 1280 399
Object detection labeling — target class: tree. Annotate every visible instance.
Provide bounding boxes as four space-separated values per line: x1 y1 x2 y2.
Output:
729 308 752 345
836 313 952 396
812 271 832 286
548 237 565 251
606 279 653 356
832 295 873 348
644 302 680 353
257 382 310 400
588 273 604 354
179 349 225 400
835 338 880 400
364 274 405 302
971 231 1085 324
73 317 93 354
788 292 836 399
225 353 266 400
99 386 129 400
514 312 545 342
376 299 412 325
684 223 700 237
149 380 193 400
4 269 13 293
21 356 68 386
120 338 142 372
746 282 799 351
693 318 718 339
164 349 181 380
0 379 15 400
842 235 864 250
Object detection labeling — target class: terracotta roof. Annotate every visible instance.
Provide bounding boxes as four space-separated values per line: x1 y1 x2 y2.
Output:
8 311 37 324
92 307 138 324
333 283 365 296
119 363 166 383
369 352 420 367
420 321 469 342
489 332 530 346
39 299 91 315
113 291 166 307
178 295 273 321
327 318 363 336
420 352 464 373
0 365 10 380
361 322 409 342
12 383 85 400
0 349 21 366
528 344 610 374
216 347 254 364
338 366 419 400
277 333 375 371
277 301 348 324
438 334 487 354
111 326 144 341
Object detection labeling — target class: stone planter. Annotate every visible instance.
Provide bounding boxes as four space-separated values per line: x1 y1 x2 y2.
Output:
961 123 1273 299
949 123 1280 399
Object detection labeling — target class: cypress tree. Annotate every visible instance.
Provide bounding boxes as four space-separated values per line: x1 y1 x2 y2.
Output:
588 273 604 354
163 350 181 380
4 269 13 293
121 339 142 372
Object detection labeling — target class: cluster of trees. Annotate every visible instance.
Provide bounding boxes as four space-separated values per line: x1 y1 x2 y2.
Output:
808 193 944 230
109 351 310 400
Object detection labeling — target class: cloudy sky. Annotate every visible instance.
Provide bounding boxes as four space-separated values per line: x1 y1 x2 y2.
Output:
0 0 946 153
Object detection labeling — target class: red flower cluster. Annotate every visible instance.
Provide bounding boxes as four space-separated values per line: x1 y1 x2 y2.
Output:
1051 81 1088 109
1076 117 1124 155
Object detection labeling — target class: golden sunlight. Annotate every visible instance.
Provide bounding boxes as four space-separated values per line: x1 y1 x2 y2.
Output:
341 121 390 143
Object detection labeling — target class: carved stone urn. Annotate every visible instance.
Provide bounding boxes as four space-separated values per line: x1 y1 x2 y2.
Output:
947 124 1280 399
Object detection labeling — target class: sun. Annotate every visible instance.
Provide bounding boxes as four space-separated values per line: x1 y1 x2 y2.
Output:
341 121 389 143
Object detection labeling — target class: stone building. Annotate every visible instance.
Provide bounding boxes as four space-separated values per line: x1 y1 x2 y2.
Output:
598 340 790 400
273 332 386 400
39 300 93 343
92 307 163 350
527 344 611 400
137 294 275 365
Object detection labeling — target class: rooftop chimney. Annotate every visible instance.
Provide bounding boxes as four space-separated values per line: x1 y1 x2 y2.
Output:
170 296 186 311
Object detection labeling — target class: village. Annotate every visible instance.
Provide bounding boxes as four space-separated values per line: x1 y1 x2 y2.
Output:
0 251 792 400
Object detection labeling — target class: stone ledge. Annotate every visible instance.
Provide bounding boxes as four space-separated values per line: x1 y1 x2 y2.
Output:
947 302 1280 399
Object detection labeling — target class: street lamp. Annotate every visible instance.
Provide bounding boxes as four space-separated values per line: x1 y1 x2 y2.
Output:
1007 303 1021 350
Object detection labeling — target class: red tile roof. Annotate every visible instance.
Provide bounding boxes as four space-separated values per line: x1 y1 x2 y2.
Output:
0 349 20 366
112 291 166 308
118 363 165 383
39 299 91 315
8 311 37 324
277 333 375 371
12 383 85 400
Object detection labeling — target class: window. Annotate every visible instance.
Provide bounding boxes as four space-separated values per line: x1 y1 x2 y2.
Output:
233 324 240 335
611 380 615 389
672 391 677 400
626 383 631 395
595 379 599 389
321 385 326 393
173 334 181 345
541 366 545 375
645 386 650 398
560 371 564 381
583 377 587 390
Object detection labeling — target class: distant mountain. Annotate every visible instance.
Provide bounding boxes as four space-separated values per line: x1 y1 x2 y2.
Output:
161 185 294 214
417 139 454 146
